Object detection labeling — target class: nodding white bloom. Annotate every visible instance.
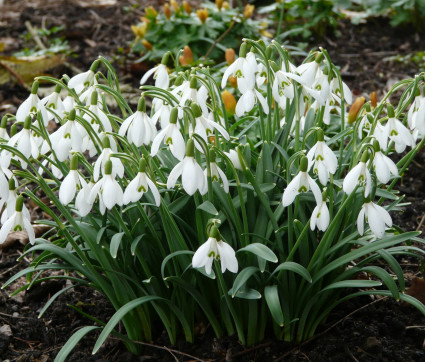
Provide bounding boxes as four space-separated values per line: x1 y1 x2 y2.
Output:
75 179 95 217
16 81 48 126
282 156 322 207
407 92 425 135
221 43 257 89
385 115 415 153
59 156 87 205
373 122 388 150
123 158 160 206
0 196 35 245
79 79 101 106
68 60 98 94
295 55 323 87
272 70 295 109
63 94 77 113
41 109 87 161
151 98 172 128
173 78 209 115
167 139 207 196
303 73 330 106
140 53 170 89
0 152 12 200
224 149 243 171
329 78 352 105
192 225 238 274
119 97 157 147
7 116 40 168
40 84 65 122
151 107 185 161
343 152 372 197
191 103 229 145
357 199 392 238
89 160 123 213
306 130 337 185
82 91 112 134
310 195 330 232
207 151 229 193
358 114 372 139
372 141 398 184
93 137 124 181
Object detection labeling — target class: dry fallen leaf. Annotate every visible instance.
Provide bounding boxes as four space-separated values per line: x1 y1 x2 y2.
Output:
0 225 51 249
71 0 117 7
405 277 425 304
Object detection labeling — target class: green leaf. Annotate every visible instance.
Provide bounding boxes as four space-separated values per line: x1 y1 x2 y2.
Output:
39 285 75 318
321 280 382 292
110 232 125 259
161 250 194 280
238 243 278 263
265 285 284 326
228 287 262 299
362 266 400 300
271 261 312 283
55 326 100 362
92 296 163 354
197 200 218 215
231 266 259 297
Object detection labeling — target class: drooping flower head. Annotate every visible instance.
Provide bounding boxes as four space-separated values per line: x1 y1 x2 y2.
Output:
343 150 372 197
16 80 49 126
140 52 170 89
310 191 330 232
59 155 87 206
357 197 392 238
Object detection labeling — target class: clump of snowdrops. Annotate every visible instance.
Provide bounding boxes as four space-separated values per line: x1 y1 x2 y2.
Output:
1 39 425 358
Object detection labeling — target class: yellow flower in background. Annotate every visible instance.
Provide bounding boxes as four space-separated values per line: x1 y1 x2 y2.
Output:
182 0 192 14
348 96 365 124
222 1 230 9
225 48 235 65
170 0 179 11
145 6 158 19
164 3 172 19
222 90 236 115
142 39 153 51
244 4 255 19
179 45 194 66
197 8 208 24
215 0 223 10
228 75 237 89
131 22 147 39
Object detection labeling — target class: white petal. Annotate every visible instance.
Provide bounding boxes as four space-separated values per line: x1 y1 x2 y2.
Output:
217 241 238 273
282 173 301 207
167 161 184 189
146 178 161 207
59 172 77 205
357 207 365 236
182 158 199 195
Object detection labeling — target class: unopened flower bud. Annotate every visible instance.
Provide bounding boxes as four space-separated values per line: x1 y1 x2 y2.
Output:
228 75 237 89
145 6 158 19
142 39 153 51
197 9 208 24
370 91 377 108
164 3 172 19
222 90 236 115
179 45 194 66
215 0 223 10
348 96 365 124
182 1 192 14
244 4 255 19
387 104 395 118
225 48 235 65
170 0 179 11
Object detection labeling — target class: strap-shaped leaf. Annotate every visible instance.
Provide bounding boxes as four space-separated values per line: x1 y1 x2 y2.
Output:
197 200 218 215
110 232 125 258
55 326 100 362
238 243 278 263
321 280 382 292
271 261 312 283
265 285 284 326
231 266 260 297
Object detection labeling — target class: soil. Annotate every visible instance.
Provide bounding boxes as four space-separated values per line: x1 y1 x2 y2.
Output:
1 1 425 361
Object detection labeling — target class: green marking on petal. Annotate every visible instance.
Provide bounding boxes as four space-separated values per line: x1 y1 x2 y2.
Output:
208 251 216 258
298 185 308 193
165 137 173 145
14 225 23 232
137 185 147 193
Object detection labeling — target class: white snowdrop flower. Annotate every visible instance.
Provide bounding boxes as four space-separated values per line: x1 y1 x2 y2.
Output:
272 69 295 109
78 78 101 106
191 103 229 146
310 194 330 232
206 150 229 193
75 179 95 217
305 74 330 106
89 160 124 213
93 136 124 182
41 109 87 162
192 225 238 274
7 116 40 168
119 97 157 147
140 53 170 89
0 180 30 225
0 151 12 200
151 107 185 161
123 158 160 206
329 77 352 105
40 84 65 123
173 78 209 115
385 116 415 153
0 196 35 245
282 156 322 207
295 54 323 87
343 151 372 197
38 158 64 180
82 91 112 134
357 199 392 238
59 155 87 205
372 141 398 184
221 43 257 89
235 70 269 117
224 149 243 171
16 81 49 126
63 94 77 113
306 130 337 185
357 114 372 139
407 92 425 133
373 122 389 151
151 98 172 128
167 139 207 196
67 60 98 94
0 116 10 141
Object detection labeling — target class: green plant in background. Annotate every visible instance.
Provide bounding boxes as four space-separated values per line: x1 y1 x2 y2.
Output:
130 0 271 64
1 37 425 360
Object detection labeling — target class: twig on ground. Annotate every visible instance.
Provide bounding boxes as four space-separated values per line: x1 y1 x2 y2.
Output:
25 21 47 50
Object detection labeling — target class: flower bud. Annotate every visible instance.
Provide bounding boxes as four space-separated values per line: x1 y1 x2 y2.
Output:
370 91 377 108
179 45 194 66
1 116 7 129
348 96 365 124
244 4 255 19
170 0 179 11
131 23 147 39
222 90 236 115
228 75 237 89
164 4 172 19
182 1 192 14
142 39 153 51
225 48 235 65
197 9 208 24
145 6 158 19
215 0 223 10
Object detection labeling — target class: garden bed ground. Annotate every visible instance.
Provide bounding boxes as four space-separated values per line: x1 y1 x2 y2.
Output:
1 0 425 360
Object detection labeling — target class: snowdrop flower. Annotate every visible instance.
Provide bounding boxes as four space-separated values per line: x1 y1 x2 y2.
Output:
119 97 157 147
295 53 323 87
357 114 372 139
89 160 124 213
151 98 172 128
407 91 425 134
224 149 243 171
272 68 295 109
78 78 101 106
140 52 170 89
343 151 372 197
151 107 185 161
307 129 337 185
221 43 257 89
82 91 112 134
93 136 124 181
0 116 10 141
75 179 95 217
310 193 330 232
372 140 398 184
357 199 392 238
0 196 35 245
235 69 269 117
282 156 321 207
173 78 209 115
16 81 48 126
40 84 65 122
385 115 415 153
207 150 229 192
63 94 77 113
41 109 87 161
329 77 352 105
68 60 98 94
123 158 160 206
192 225 238 274
7 116 40 168
59 155 87 205
167 139 207 195
191 103 229 145
0 153 12 200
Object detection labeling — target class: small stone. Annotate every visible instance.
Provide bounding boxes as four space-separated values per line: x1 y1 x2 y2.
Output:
12 312 19 318
0 325 12 337
365 336 382 353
